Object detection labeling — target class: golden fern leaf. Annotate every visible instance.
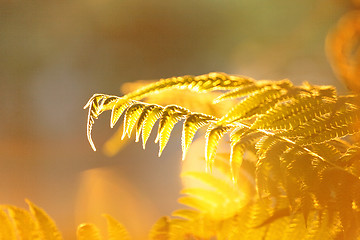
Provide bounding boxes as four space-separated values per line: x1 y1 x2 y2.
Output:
278 101 359 137
311 143 342 162
123 72 252 100
121 80 227 116
149 217 170 240
241 92 293 120
255 135 289 158
83 94 119 151
170 168 347 239
77 223 102 240
213 81 268 103
103 214 131 240
155 105 189 156
171 209 199 220
110 99 134 128
281 214 307 240
266 99 338 131
220 203 254 239
26 200 63 240
121 102 146 140
214 79 291 103
183 172 241 199
181 188 224 207
217 86 284 125
205 125 232 171
319 168 360 235
177 196 215 213
84 73 360 238
136 104 163 148
304 211 334 240
299 187 313 227
169 217 214 240
84 73 255 152
229 127 248 180
6 205 41 240
255 139 292 196
230 129 263 182
261 213 291 240
292 108 360 145
181 113 215 160
0 208 16 240
336 145 360 166
251 95 330 130
167 219 192 240
238 200 271 239
281 147 318 184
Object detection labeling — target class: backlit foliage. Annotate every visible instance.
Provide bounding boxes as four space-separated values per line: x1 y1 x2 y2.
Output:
85 71 360 239
0 200 130 240
151 161 346 240
6 2 360 239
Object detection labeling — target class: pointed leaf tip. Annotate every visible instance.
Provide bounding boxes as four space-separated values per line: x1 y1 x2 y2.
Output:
26 199 63 240
141 106 163 149
205 125 231 171
103 214 130 240
122 103 146 140
110 99 133 128
181 114 215 160
157 106 188 157
83 94 102 109
77 223 102 240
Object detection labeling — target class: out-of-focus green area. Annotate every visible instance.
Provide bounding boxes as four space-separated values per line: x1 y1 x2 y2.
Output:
0 0 349 239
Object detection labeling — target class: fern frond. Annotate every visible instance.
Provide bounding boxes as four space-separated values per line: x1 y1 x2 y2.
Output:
0 209 15 240
171 209 199 220
178 196 216 213
217 87 284 125
149 217 170 240
304 211 333 240
26 200 63 240
336 145 360 166
84 94 119 151
124 72 253 101
77 223 102 240
261 212 291 240
255 139 292 197
6 206 39 239
110 99 134 128
205 125 232 171
181 171 242 201
229 127 248 180
155 105 189 156
4 201 63 240
311 143 342 162
213 81 270 103
103 214 130 240
122 102 146 139
85 73 360 238
161 167 350 239
182 113 215 160
214 79 291 103
230 129 263 182
252 95 333 130
288 108 360 145
135 104 163 148
182 188 225 207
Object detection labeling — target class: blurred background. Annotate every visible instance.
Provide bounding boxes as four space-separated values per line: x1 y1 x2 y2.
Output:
0 0 351 239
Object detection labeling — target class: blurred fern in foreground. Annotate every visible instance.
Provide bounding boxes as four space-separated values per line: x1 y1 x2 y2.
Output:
0 200 130 240
84 72 360 239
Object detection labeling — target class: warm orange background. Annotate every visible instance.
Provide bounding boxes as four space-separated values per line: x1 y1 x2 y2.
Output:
0 0 349 239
